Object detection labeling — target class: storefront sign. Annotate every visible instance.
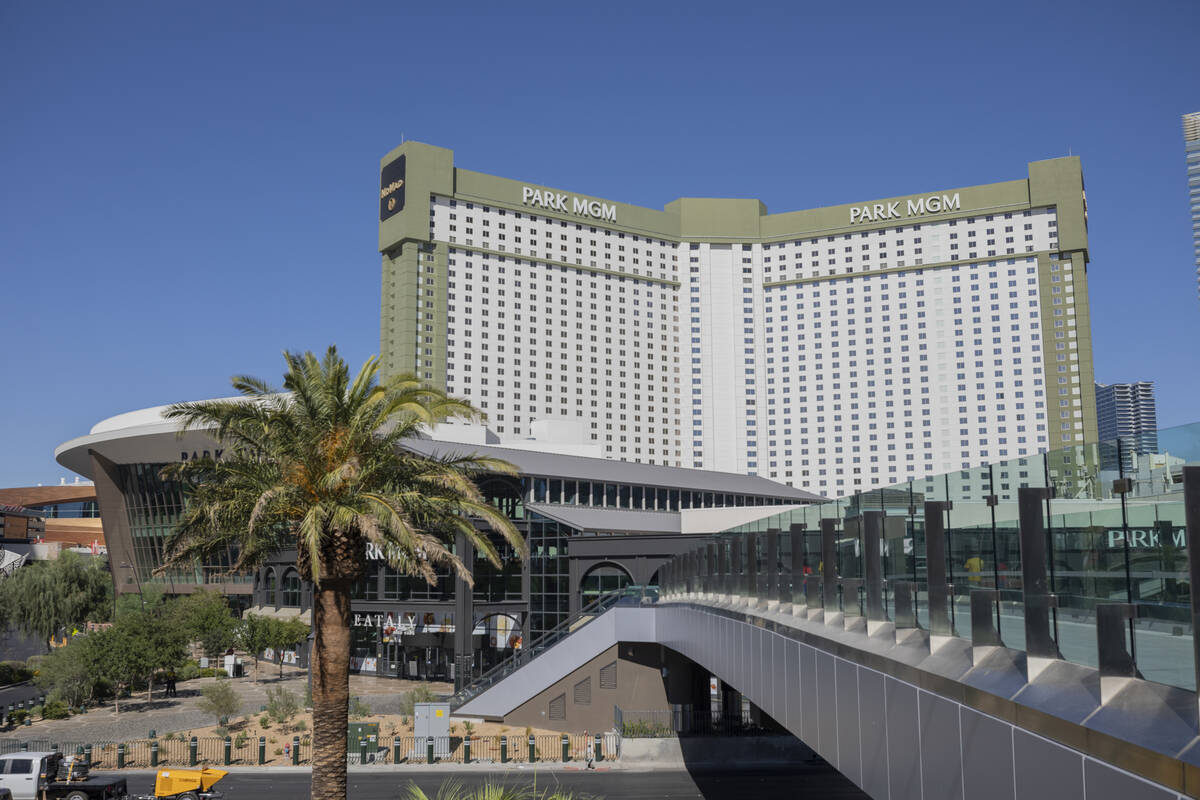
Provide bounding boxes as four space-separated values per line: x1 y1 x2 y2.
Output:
1106 528 1186 549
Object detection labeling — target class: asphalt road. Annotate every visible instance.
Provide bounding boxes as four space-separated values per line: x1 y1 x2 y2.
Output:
119 765 869 798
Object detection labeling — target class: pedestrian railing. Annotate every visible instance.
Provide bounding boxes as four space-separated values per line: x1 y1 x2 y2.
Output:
0 732 620 766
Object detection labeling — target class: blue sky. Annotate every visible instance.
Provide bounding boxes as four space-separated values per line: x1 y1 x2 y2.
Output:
1 0 1197 487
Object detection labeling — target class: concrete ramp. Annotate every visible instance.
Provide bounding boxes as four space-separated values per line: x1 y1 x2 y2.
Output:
455 606 657 719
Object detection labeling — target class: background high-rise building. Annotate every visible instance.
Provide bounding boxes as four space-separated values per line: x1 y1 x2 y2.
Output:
379 143 1098 498
1185 112 1200 301
1095 380 1159 473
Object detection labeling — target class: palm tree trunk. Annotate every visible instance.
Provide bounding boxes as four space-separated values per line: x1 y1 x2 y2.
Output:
310 578 352 800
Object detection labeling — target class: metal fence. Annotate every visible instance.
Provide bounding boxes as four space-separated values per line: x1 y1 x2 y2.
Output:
0 733 620 766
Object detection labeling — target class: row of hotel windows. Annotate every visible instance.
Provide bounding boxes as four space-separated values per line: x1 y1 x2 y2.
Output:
528 476 794 510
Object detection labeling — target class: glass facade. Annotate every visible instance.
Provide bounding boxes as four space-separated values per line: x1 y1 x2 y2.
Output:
528 475 792 510
528 512 574 638
717 420 1200 690
35 500 100 518
115 463 249 589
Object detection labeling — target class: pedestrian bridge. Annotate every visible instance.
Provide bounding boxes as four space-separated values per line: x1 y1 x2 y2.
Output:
457 473 1200 800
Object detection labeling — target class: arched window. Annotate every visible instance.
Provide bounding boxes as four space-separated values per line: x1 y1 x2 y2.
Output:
282 570 302 607
580 563 633 605
264 568 277 605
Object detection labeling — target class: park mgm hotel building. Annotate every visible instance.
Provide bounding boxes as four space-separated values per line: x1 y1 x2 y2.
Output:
380 143 1099 502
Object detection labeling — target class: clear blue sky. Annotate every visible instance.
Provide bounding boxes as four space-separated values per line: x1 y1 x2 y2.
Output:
1 0 1197 487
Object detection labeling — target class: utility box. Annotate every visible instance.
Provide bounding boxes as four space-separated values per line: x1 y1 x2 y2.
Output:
412 702 451 758
347 721 379 753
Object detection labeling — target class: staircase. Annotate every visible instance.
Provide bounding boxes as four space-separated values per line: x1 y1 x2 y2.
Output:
451 585 658 712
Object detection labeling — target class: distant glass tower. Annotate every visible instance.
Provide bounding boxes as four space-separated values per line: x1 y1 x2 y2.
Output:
1095 381 1158 473
1185 112 1200 301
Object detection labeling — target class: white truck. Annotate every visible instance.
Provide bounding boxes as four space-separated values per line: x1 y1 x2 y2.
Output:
0 752 128 800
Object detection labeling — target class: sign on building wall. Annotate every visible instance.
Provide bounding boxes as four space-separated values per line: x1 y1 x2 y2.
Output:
380 155 406 221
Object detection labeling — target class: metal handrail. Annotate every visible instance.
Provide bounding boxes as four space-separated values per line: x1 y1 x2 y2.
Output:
451 585 658 708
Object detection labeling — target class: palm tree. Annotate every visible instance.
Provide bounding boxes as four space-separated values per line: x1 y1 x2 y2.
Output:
157 346 526 800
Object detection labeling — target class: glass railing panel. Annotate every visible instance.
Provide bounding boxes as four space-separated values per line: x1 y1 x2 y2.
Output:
1125 500 1191 689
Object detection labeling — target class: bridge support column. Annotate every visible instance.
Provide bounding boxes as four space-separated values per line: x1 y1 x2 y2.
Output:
821 518 840 626
924 501 954 650
700 544 710 599
862 511 891 637
789 523 806 617
1019 487 1061 680
1096 602 1140 703
731 535 743 605
764 529 779 610
745 532 759 608
1183 466 1200 717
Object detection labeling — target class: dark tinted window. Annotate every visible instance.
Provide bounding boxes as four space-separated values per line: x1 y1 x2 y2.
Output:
7 758 33 773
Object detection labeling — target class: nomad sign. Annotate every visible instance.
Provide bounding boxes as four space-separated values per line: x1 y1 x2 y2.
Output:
522 186 617 222
850 192 961 224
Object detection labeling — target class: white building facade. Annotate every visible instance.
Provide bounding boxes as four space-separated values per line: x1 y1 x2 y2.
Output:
380 144 1097 499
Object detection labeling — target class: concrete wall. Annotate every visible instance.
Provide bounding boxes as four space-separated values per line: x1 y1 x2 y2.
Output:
502 642 689 733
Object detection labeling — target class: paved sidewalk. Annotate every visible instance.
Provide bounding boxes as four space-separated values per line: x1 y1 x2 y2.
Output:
3 669 451 744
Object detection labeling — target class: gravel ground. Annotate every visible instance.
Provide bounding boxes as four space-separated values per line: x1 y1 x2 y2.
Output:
1 669 452 745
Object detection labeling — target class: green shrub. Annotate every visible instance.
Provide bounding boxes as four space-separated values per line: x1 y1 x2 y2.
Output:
42 700 70 719
293 720 307 732
266 686 299 729
259 714 271 729
198 667 228 679
215 726 230 739
234 731 249 747
30 705 43 719
399 685 437 716
9 710 28 725
350 697 371 719
178 661 201 681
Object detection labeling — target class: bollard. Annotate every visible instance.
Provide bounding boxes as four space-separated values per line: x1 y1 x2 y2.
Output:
292 736 300 766
189 736 198 766
148 729 156 739
224 736 232 766
117 743 125 770
359 737 368 765
393 735 401 764
426 736 434 764
150 740 159 767
463 735 470 764
528 734 536 763
20 741 28 751
259 736 266 765
594 734 602 763
500 736 508 764
84 744 92 767
51 744 59 753
561 733 569 762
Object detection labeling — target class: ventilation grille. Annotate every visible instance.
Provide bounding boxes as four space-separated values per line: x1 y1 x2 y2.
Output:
549 693 566 720
599 660 617 690
574 677 592 706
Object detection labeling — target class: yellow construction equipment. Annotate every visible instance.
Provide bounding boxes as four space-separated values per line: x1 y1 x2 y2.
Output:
148 767 228 799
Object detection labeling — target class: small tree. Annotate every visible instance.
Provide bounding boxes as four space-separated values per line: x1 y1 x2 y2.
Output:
266 685 299 730
171 590 238 658
234 614 273 684
197 681 240 727
268 617 311 679
34 634 105 708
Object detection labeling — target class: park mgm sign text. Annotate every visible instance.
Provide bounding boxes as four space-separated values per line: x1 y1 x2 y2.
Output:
850 192 961 224
522 186 617 223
